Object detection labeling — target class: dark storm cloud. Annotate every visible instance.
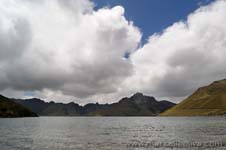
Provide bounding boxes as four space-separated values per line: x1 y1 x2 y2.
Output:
0 18 31 60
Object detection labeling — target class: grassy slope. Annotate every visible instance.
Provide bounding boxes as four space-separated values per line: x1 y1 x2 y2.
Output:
0 95 38 117
161 79 226 116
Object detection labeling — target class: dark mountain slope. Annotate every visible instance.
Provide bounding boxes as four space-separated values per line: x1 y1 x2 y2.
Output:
14 99 83 116
0 95 38 117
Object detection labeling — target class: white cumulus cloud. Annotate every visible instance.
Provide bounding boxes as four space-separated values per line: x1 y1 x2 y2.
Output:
0 0 226 104
125 0 226 102
0 0 141 103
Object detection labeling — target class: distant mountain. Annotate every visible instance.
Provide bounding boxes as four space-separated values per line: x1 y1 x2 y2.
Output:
161 79 226 116
13 98 83 116
90 93 175 116
14 93 175 116
0 95 38 118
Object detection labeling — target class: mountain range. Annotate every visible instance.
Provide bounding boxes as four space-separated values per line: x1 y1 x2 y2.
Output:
13 93 175 116
2 78 226 117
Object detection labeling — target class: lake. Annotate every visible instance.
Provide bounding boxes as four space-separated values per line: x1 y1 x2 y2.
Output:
0 117 226 150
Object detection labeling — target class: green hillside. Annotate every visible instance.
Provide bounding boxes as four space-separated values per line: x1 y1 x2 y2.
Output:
0 95 38 117
161 79 226 116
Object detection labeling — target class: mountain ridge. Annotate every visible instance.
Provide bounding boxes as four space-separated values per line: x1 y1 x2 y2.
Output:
14 93 175 116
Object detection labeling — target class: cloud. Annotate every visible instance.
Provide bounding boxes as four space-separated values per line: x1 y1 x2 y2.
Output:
0 0 141 102
0 0 226 103
126 0 226 99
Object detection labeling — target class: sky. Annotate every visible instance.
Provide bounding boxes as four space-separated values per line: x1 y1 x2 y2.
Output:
0 0 226 104
93 0 214 42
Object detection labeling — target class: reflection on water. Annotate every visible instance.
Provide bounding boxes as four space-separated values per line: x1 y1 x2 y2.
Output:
0 117 226 150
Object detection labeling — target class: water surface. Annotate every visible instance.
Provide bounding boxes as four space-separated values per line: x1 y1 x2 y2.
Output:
0 117 226 150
